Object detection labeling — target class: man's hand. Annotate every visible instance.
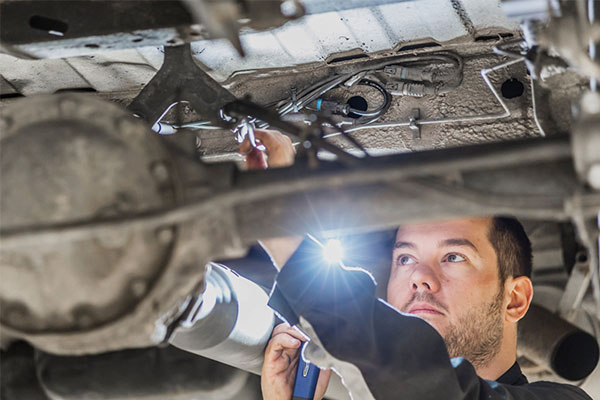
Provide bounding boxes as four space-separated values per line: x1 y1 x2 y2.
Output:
261 323 331 400
239 129 295 169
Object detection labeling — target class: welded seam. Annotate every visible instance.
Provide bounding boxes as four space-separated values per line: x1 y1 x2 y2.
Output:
450 0 476 37
64 59 96 91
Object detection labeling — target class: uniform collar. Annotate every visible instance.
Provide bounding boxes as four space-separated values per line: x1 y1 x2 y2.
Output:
497 361 529 385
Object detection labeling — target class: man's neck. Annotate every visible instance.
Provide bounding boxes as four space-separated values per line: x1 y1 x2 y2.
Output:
475 328 517 381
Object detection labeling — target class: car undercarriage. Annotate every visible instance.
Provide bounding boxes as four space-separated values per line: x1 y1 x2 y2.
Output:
1 0 600 399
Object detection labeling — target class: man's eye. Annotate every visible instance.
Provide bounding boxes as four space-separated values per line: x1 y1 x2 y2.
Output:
397 255 417 265
444 253 466 263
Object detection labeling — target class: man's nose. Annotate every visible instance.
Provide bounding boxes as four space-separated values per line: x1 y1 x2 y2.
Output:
409 265 441 292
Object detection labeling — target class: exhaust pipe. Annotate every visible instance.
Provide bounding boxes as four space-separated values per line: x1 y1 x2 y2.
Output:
169 263 276 375
518 304 599 381
169 263 351 400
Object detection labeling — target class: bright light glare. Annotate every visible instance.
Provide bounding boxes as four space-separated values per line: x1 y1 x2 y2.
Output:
323 239 344 265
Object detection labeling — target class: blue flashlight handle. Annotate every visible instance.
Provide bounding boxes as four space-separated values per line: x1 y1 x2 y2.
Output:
292 344 320 400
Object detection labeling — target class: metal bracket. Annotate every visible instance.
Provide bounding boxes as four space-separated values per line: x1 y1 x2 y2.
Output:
408 108 421 139
128 44 237 128
557 250 592 320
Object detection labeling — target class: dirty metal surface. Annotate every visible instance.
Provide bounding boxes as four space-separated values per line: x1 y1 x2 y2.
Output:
0 94 245 354
127 44 236 127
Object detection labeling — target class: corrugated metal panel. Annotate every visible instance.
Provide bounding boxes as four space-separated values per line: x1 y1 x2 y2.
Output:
185 0 519 81
1 0 519 94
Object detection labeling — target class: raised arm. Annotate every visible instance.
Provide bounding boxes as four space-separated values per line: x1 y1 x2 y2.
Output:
239 129 302 269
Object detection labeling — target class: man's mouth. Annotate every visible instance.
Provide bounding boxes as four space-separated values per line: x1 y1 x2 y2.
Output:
408 303 444 315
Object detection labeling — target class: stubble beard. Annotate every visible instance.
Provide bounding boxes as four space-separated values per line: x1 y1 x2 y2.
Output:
442 286 505 370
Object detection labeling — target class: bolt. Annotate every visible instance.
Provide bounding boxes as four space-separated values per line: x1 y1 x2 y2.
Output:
582 91 600 115
280 0 302 17
155 225 175 245
303 140 312 149
130 278 148 298
151 161 170 183
587 164 600 190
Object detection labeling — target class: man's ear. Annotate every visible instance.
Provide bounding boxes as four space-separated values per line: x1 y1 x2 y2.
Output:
505 276 533 323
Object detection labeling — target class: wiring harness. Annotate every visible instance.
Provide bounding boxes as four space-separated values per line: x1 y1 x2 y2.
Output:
272 51 463 127
156 51 464 144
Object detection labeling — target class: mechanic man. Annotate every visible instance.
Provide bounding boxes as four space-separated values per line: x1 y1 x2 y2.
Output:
241 130 593 400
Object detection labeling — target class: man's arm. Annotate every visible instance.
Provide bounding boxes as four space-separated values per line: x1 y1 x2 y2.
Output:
241 130 331 400
238 129 302 270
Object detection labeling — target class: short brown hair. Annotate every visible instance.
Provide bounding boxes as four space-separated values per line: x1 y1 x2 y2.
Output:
487 217 533 284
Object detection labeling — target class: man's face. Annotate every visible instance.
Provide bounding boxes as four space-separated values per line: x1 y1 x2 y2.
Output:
386 218 506 367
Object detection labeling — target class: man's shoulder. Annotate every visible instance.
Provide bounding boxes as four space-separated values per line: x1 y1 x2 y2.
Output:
522 380 593 400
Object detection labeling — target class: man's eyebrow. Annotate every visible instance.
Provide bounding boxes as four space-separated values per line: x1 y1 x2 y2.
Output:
440 238 479 252
394 241 416 249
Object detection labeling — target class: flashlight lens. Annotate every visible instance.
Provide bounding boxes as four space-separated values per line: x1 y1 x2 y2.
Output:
323 239 344 264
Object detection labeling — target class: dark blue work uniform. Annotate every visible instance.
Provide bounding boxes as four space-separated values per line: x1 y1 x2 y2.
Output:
268 239 593 400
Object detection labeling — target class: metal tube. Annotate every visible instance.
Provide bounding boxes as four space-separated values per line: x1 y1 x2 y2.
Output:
517 304 600 381
322 58 523 138
168 263 352 400
169 263 276 375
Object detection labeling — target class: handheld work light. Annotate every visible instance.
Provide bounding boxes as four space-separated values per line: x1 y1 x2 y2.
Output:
291 236 344 400
322 239 344 265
